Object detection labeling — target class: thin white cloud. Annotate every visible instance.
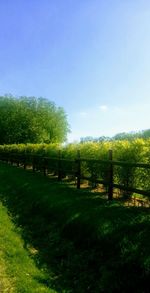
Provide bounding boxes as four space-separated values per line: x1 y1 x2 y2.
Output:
99 105 108 111
78 111 88 117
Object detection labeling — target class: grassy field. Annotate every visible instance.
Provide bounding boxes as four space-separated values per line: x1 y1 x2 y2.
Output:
0 201 57 292
0 162 150 292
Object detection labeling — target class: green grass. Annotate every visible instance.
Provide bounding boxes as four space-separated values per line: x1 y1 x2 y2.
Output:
0 162 150 292
0 202 57 293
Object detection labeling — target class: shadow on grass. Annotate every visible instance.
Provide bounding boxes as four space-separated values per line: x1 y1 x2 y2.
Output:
0 162 150 293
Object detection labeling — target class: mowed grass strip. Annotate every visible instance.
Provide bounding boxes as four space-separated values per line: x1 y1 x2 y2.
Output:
0 162 150 293
0 201 57 293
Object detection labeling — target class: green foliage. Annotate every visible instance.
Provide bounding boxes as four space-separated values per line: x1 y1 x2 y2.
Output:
0 95 70 144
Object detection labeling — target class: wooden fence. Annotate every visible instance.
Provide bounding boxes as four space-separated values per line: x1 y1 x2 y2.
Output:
0 150 150 201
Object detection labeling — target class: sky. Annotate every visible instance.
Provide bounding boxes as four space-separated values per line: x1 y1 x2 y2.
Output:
0 0 150 142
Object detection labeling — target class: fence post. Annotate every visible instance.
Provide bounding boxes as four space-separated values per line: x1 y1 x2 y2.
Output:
23 155 27 170
32 156 35 172
76 150 81 189
108 149 113 200
43 158 47 176
58 150 62 181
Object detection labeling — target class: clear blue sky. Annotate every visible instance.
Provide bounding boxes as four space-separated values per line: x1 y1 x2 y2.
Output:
0 0 150 142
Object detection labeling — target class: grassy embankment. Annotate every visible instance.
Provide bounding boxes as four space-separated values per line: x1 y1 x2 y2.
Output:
0 161 150 293
0 202 57 292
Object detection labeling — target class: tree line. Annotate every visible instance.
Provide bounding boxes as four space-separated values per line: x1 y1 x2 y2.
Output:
0 95 70 144
80 129 150 143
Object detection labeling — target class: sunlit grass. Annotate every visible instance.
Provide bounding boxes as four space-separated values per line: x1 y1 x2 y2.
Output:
0 202 57 293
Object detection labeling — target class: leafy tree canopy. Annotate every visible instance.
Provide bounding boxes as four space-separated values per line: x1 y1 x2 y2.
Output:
0 95 70 144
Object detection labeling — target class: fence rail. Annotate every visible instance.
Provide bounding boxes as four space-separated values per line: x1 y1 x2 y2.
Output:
0 150 150 200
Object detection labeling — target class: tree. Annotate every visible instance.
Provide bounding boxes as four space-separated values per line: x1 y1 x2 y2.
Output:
0 95 70 144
